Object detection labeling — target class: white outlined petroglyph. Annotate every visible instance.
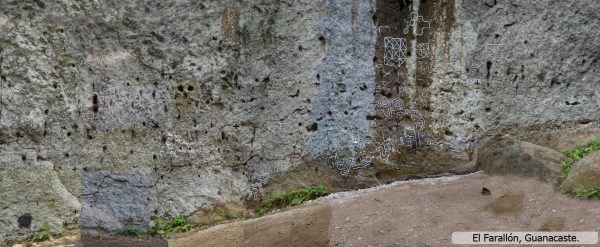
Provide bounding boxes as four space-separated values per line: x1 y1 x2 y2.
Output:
328 151 372 176
375 80 390 92
326 131 373 176
377 25 391 35
375 97 405 120
351 134 366 150
384 37 407 67
484 44 502 61
399 126 418 148
423 136 438 147
417 43 430 58
377 136 396 164
418 92 430 103
403 12 431 36
382 68 393 78
247 187 261 200
392 97 405 117
392 122 403 132
409 109 425 130
376 64 405 95
368 120 377 128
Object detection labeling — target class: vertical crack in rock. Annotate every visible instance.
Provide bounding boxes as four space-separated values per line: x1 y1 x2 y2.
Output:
310 0 376 160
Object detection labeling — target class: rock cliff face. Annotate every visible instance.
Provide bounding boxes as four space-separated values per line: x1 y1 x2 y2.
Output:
0 0 598 243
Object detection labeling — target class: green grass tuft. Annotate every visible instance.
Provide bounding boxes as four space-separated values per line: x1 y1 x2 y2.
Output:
560 161 574 179
254 185 327 216
114 216 198 237
210 208 241 223
560 139 600 178
31 221 54 242
573 186 600 199
152 215 197 236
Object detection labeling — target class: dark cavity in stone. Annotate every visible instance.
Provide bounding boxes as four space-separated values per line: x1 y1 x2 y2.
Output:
18 213 32 228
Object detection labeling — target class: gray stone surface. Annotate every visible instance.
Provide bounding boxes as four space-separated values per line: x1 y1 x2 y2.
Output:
310 0 375 159
80 171 151 234
477 138 570 186
0 162 79 244
0 0 598 244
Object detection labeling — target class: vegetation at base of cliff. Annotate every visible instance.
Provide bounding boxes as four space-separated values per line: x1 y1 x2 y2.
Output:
559 161 574 179
152 215 197 236
559 139 600 179
114 209 244 238
254 185 327 216
31 221 61 242
573 186 600 200
208 208 241 223
114 225 150 237
113 216 197 237
113 185 327 238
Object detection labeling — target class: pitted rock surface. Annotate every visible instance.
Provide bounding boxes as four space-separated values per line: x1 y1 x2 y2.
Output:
0 0 598 244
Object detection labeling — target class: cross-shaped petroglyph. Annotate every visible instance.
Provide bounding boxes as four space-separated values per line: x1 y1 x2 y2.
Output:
404 12 431 36
384 37 407 67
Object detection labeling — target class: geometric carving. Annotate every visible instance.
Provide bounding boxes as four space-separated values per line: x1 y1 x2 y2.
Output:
384 37 407 67
484 44 502 61
403 12 431 36
416 43 429 58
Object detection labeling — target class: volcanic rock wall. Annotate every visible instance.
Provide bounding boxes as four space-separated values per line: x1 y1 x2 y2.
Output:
0 0 598 243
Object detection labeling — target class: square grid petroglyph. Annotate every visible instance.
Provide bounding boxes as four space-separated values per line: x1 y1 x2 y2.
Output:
384 37 407 67
485 44 502 61
417 43 429 58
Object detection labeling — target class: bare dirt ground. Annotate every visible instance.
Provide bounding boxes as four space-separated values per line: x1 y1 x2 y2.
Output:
21 172 600 247
170 172 600 247
327 172 600 247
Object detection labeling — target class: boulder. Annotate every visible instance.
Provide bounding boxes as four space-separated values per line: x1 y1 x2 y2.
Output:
560 151 600 192
477 138 571 186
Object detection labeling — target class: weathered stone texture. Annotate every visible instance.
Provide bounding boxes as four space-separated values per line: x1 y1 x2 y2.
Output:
477 138 570 186
0 0 598 244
